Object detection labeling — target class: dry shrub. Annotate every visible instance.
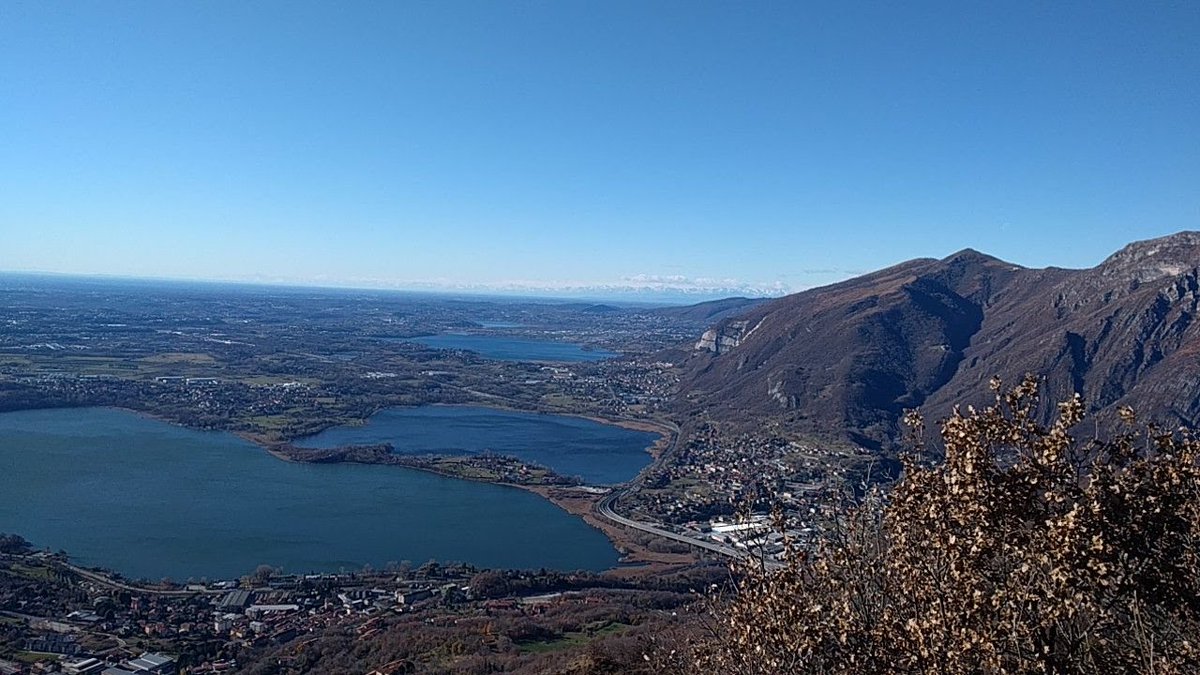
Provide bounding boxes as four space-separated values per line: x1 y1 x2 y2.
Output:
691 377 1200 673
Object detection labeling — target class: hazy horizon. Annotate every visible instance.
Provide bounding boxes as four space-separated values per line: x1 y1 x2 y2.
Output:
3 2 1197 294
0 268 765 305
7 228 1200 305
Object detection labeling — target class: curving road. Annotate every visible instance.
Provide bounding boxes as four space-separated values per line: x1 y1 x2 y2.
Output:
596 490 745 559
56 560 220 596
593 420 747 560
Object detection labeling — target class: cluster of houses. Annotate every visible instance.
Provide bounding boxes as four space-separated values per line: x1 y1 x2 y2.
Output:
24 652 175 675
1 553 474 675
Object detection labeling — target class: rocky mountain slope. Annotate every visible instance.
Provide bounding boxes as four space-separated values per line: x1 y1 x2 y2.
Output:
675 232 1200 450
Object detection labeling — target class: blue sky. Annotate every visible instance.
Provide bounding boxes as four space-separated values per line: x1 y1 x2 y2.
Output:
2 1 1197 299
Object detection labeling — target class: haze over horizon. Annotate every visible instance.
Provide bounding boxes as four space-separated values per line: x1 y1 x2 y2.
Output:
2 1 1197 298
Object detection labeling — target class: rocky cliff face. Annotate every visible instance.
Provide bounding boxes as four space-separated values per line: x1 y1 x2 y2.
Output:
694 319 762 354
675 232 1200 450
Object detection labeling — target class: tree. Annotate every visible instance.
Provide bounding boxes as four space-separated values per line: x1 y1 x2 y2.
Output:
417 560 442 579
251 564 278 585
468 571 510 598
691 376 1200 674
0 533 31 554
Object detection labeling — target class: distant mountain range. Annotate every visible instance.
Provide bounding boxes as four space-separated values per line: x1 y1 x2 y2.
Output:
673 232 1200 450
0 271 790 306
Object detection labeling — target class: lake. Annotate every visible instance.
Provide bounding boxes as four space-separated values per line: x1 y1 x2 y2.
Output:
404 334 617 362
0 408 622 581
296 406 659 485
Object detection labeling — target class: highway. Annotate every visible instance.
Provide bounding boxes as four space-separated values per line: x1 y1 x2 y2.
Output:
593 420 747 561
596 490 745 559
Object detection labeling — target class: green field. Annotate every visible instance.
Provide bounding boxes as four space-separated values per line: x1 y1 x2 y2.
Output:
517 621 629 654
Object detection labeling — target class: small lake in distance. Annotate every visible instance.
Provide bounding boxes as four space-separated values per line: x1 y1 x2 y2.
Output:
296 406 659 485
0 408 623 581
401 334 618 362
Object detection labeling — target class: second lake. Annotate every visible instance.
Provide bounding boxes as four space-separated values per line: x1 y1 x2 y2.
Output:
296 406 659 485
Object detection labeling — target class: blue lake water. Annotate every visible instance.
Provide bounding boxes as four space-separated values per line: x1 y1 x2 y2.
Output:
0 408 623 581
404 334 617 362
297 406 658 485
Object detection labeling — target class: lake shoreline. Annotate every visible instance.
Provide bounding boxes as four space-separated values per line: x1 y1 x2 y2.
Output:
3 403 678 575
246 403 680 572
34 397 669 463
265 405 686 573
1 407 625 578
264 444 692 569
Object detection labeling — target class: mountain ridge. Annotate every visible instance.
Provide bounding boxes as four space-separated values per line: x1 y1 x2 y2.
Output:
674 231 1200 450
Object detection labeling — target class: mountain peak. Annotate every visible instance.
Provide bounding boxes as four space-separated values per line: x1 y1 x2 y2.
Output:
1098 231 1200 284
947 247 987 259
939 248 1018 269
676 233 1200 450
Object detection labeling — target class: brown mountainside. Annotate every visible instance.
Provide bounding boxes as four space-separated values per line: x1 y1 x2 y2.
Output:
649 296 769 324
675 232 1200 450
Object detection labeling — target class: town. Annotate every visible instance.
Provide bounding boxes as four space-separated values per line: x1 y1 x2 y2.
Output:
0 275 885 671
0 276 690 442
0 534 719 674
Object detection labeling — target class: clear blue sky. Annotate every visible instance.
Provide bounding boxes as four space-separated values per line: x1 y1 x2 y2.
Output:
2 1 1197 298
